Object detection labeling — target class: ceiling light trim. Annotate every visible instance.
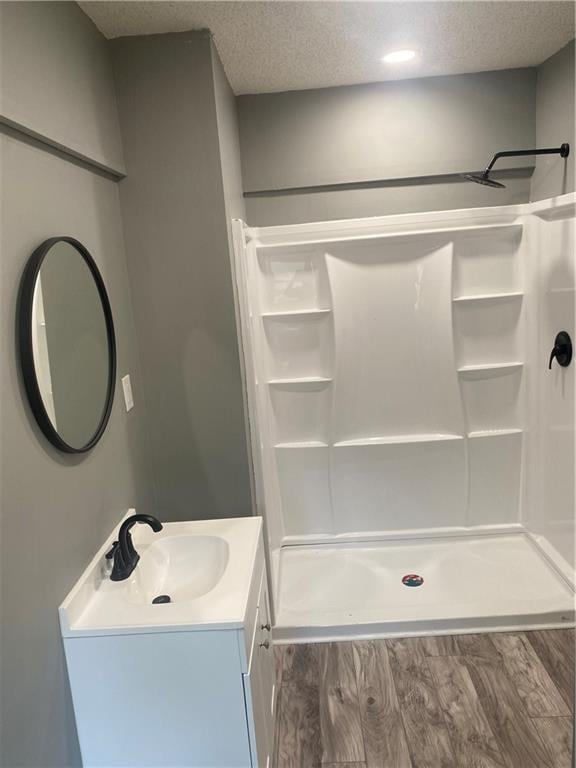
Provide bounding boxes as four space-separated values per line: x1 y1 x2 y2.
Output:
382 49 417 64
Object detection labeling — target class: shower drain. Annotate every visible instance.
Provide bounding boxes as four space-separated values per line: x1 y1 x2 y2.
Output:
402 574 424 587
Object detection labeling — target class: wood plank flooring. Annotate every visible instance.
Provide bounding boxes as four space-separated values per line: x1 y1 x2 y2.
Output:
274 629 574 768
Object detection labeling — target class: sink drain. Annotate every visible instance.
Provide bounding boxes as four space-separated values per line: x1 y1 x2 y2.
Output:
152 594 172 604
402 574 424 587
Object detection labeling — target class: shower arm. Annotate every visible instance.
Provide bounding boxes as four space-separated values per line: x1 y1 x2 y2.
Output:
482 144 570 178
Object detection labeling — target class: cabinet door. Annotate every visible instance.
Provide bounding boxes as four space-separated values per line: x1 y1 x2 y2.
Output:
244 576 275 767
258 577 276 728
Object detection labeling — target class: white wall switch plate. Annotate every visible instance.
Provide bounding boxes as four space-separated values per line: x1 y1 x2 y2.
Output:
121 374 134 412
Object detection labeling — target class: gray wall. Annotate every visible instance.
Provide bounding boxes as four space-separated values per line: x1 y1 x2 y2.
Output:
212 43 246 225
238 68 537 226
112 31 253 522
0 4 152 767
531 39 575 201
0 1 125 175
210 43 256 503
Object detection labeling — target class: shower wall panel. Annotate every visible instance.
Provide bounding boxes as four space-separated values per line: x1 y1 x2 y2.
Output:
276 445 332 535
468 431 523 525
326 239 463 441
236 206 539 553
324 236 467 532
525 201 575 568
332 439 466 532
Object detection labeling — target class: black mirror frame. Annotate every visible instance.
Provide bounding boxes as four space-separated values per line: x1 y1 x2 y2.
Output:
17 236 117 454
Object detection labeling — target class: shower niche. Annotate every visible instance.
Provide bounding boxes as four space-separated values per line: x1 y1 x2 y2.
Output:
233 198 574 639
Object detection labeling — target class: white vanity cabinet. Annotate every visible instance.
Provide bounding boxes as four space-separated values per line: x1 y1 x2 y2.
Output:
60 516 275 768
243 567 276 767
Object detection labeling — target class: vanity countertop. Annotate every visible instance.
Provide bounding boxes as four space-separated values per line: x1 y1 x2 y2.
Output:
59 513 263 637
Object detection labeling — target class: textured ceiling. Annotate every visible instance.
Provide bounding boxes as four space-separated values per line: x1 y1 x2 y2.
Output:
80 1 576 94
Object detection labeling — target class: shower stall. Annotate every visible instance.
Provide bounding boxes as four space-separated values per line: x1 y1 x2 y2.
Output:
232 192 576 643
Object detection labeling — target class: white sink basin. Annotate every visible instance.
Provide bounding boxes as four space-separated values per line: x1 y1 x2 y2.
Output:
59 513 262 636
127 535 230 605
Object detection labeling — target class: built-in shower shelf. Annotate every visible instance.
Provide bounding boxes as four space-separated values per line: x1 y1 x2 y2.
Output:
458 362 523 378
468 429 523 439
453 291 523 304
275 441 329 448
268 376 333 388
333 434 464 447
261 308 332 319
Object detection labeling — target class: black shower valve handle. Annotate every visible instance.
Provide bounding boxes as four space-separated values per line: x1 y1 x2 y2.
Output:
549 347 558 369
549 331 573 370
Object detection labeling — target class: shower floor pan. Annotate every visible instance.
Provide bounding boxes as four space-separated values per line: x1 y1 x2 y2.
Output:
273 533 575 643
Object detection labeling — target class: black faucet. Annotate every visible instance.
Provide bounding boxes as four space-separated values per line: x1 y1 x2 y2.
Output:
106 514 163 581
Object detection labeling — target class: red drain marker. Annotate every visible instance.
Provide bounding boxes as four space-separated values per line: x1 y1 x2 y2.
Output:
402 574 424 587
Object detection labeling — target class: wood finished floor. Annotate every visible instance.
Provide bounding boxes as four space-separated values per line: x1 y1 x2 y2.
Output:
274 629 575 768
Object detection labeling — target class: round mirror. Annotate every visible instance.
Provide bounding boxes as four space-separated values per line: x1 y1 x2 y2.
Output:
18 237 116 453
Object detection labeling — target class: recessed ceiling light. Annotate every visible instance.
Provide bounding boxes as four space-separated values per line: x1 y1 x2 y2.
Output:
382 49 416 64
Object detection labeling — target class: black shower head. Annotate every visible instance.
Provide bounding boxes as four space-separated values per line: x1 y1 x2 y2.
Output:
461 173 506 189
461 143 570 190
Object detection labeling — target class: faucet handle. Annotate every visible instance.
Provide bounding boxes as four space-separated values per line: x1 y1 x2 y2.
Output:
105 541 119 560
549 331 572 369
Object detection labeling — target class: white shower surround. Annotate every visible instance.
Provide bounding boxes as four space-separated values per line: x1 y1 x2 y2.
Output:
233 193 575 641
